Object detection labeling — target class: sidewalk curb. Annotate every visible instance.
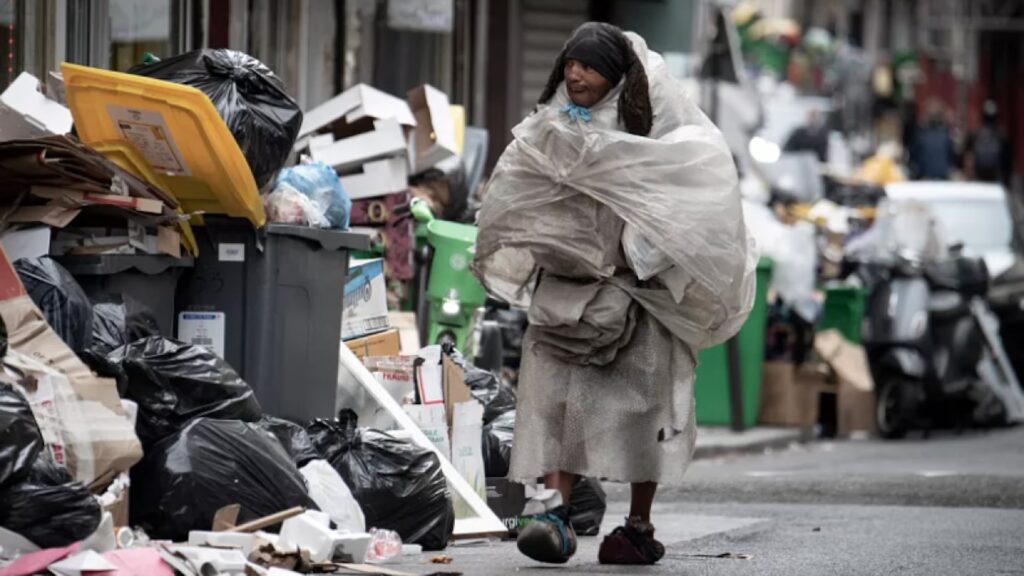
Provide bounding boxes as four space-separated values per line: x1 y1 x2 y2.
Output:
693 428 813 460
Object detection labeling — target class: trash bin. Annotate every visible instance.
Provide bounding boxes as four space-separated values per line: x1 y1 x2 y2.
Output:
819 286 867 344
57 255 193 337
175 216 369 422
694 258 773 428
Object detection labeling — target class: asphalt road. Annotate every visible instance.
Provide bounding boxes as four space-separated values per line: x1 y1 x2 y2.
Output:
386 426 1024 576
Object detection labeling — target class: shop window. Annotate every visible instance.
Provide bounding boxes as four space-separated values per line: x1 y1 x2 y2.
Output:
66 0 199 71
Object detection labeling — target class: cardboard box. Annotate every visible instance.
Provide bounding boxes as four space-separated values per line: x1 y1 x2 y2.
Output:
759 361 827 427
339 156 409 201
442 354 471 431
298 83 416 142
0 72 73 142
407 85 457 174
311 118 408 172
388 311 421 355
815 330 877 437
342 259 390 340
345 328 401 359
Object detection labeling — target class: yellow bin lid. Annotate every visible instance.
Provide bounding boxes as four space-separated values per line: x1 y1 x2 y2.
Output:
61 63 266 227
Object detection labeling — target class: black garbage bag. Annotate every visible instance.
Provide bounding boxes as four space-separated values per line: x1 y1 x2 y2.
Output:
129 49 302 190
108 336 262 447
1 314 7 357
482 410 515 478
130 418 315 541
254 415 321 467
307 411 454 551
570 477 607 536
14 257 92 352
465 365 517 424
89 294 161 355
0 382 43 489
28 449 74 485
0 479 102 548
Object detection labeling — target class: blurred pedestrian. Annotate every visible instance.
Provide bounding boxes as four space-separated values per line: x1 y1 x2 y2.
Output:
965 100 1012 186
910 99 956 180
784 108 829 162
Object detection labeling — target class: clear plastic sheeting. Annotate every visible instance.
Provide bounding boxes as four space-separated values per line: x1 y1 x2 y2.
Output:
472 33 756 354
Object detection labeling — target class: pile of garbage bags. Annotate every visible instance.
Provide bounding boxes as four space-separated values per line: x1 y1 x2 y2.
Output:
0 370 101 548
130 418 317 541
308 411 455 551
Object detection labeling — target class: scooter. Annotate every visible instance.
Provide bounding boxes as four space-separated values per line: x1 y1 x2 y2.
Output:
858 248 1024 438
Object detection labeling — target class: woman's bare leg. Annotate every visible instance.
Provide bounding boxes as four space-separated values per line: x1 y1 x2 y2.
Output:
544 471 576 506
630 482 658 522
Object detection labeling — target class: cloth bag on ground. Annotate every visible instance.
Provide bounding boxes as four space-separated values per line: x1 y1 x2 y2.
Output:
108 336 262 448
471 33 756 486
306 411 454 551
13 257 92 352
129 49 302 190
130 418 315 541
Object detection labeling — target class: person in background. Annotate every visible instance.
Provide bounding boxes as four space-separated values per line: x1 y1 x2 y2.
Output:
965 100 1012 186
784 108 829 162
910 99 956 180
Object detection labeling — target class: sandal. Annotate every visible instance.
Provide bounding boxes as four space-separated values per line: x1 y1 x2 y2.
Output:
517 504 578 564
598 517 665 565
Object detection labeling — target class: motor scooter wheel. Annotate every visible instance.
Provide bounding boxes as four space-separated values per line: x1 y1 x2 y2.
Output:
876 378 909 439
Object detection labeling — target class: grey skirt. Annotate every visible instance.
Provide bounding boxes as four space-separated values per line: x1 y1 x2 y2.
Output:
509 310 698 486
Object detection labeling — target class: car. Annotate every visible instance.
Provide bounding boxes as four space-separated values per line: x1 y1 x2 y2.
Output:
883 181 1016 278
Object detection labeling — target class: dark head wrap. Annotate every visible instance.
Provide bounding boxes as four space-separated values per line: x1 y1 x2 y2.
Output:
564 25 629 85
538 22 653 136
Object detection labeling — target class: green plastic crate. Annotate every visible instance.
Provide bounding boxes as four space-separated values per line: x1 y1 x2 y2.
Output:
820 286 868 344
694 258 773 428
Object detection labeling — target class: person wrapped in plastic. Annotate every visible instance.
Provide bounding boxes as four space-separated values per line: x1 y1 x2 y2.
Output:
472 23 756 565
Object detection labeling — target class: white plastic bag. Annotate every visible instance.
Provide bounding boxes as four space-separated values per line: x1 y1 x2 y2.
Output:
300 459 366 534
264 183 332 228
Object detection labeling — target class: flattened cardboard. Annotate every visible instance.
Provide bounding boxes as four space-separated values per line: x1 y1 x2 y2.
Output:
7 203 82 228
443 354 471 431
0 227 51 263
31 185 165 214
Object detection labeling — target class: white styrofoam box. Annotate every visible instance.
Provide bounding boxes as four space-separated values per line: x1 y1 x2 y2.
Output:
0 72 73 142
339 156 409 200
300 83 416 139
311 118 407 172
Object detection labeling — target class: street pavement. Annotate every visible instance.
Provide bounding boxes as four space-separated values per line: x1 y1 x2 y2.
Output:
387 426 1024 576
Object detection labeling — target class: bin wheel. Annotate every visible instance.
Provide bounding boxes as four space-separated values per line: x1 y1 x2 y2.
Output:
876 378 909 440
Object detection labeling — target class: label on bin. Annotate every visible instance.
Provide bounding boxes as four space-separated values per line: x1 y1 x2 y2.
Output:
177 312 226 358
218 243 245 262
107 105 191 176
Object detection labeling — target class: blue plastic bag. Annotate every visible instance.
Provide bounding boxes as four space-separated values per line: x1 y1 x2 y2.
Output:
271 160 352 229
